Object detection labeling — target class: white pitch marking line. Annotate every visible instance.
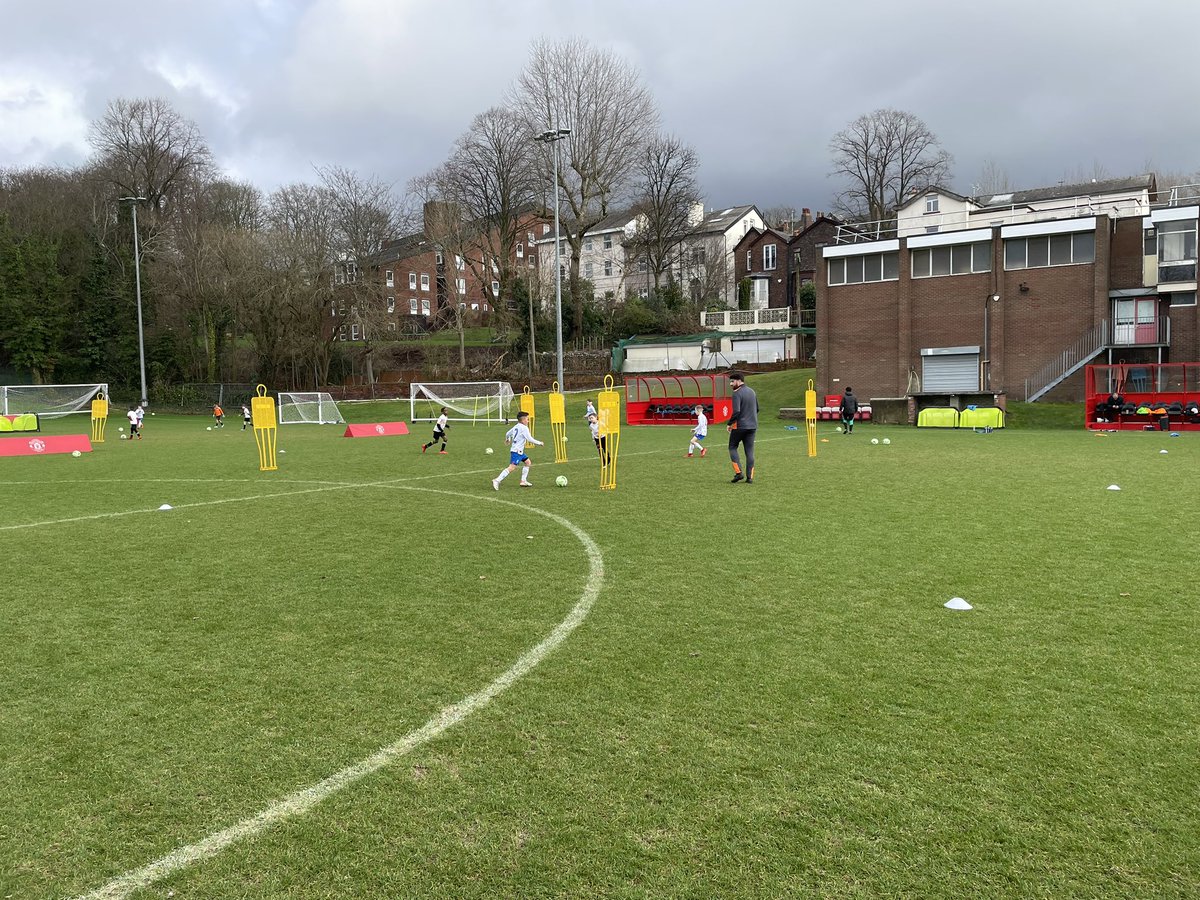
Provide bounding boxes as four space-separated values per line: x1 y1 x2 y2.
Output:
75 487 604 900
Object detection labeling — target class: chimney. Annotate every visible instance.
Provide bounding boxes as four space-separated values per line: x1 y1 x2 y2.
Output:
800 208 813 230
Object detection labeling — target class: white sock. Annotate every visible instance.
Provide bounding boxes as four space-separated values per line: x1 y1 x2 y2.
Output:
497 469 510 482
520 468 531 483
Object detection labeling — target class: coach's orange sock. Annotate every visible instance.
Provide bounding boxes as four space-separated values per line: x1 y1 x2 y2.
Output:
731 461 742 474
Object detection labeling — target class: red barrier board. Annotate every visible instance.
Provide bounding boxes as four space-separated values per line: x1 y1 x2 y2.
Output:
343 422 410 438
0 434 92 457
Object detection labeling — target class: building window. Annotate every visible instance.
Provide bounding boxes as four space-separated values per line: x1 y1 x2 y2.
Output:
420 274 430 291
1158 219 1198 282
459 302 467 310
763 244 777 271
455 254 465 271
911 242 992 278
1168 290 1197 307
388 322 397 332
604 259 613 277
542 224 550 235
528 230 536 243
584 238 593 251
409 298 418 314
751 279 769 307
334 269 345 285
491 280 500 296
516 242 524 258
409 272 417 289
637 288 649 299
331 301 337 317
603 234 613 250
1004 232 1095 270
691 247 706 266
435 251 444 265
421 298 431 316
746 249 753 271
925 195 939 214
339 324 347 340
456 277 466 294
387 296 395 313
350 323 359 340
827 252 900 286
385 269 394 287
585 261 594 279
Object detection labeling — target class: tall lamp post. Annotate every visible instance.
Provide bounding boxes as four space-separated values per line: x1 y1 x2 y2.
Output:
534 126 571 390
119 196 149 407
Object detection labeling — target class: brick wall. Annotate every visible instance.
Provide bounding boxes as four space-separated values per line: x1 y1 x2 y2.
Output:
734 229 791 308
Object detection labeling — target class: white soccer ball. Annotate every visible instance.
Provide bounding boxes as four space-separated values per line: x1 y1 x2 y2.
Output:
882 438 891 445
120 434 128 440
555 475 568 487
563 436 568 442
207 426 212 431
835 426 842 432
486 447 494 455
71 450 82 458
871 438 879 445
118 427 123 432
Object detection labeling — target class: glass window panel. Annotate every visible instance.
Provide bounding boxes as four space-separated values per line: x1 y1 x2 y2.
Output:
1027 236 1049 268
1005 240 1026 269
951 245 971 274
972 242 992 272
911 248 931 277
846 256 864 284
1170 291 1197 307
1049 234 1073 266
931 246 951 276
1072 232 1095 264
882 252 899 280
863 254 883 282
828 258 845 285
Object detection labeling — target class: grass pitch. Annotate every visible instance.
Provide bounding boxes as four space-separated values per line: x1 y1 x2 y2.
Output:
2 378 1198 898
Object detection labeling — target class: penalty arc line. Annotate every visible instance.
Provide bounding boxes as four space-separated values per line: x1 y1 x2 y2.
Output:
75 486 604 900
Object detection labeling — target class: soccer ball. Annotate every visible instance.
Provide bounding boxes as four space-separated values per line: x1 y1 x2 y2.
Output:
207 426 212 431
486 447 494 455
120 434 128 440
555 475 568 487
882 438 891 445
71 450 82 458
871 438 879 445
118 427 123 432
835 426 842 433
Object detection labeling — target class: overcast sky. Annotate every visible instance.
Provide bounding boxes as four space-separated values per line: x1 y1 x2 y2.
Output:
3 0 1198 216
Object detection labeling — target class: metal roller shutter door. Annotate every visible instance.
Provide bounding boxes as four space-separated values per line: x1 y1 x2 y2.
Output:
922 351 979 392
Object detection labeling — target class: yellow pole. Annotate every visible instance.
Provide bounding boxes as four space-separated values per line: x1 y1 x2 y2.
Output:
251 384 279 471
549 380 568 463
805 378 817 458
519 385 536 438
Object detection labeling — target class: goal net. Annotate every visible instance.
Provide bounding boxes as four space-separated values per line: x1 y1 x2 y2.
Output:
277 392 346 425
1 383 109 418
410 381 515 424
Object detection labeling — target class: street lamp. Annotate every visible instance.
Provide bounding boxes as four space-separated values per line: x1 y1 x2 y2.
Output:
534 126 571 390
119 196 149 407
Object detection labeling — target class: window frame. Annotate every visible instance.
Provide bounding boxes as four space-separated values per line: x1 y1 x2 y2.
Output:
420 273 430 291
409 272 417 289
763 243 777 271
386 296 395 313
385 269 394 287
925 195 939 214
1003 232 1095 270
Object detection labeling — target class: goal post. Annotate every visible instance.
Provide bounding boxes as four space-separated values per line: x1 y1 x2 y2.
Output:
277 392 346 425
1 383 109 418
409 381 515 424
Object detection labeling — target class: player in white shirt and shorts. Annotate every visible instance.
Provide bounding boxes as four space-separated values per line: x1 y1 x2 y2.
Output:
687 405 707 457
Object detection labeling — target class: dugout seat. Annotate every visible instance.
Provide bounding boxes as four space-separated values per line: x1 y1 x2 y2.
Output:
0 418 11 433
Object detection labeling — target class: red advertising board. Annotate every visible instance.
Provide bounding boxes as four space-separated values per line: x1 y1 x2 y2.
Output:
0 434 92 457
343 422 410 438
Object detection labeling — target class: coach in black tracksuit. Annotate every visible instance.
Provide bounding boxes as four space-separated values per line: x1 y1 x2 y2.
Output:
726 371 758 484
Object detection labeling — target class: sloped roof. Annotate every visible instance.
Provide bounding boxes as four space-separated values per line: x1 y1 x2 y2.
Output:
896 186 975 211
694 204 760 235
978 174 1156 207
536 206 639 242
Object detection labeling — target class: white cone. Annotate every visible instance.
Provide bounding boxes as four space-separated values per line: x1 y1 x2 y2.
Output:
944 597 972 610
1160 450 1168 454
158 504 173 511
1106 484 1121 491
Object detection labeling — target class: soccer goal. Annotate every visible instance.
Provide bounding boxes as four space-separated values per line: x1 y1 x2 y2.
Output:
410 381 515 424
1 383 109 418
277 392 346 425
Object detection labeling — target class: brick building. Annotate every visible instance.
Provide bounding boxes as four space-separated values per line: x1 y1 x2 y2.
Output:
815 174 1200 402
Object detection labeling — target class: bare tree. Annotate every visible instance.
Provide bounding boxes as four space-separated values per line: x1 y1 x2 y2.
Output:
972 159 1012 197
626 135 702 291
1061 160 1112 185
513 37 660 333
87 98 214 215
829 108 953 223
762 205 800 231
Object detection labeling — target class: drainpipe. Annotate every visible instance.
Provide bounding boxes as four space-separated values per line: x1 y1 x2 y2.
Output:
983 292 1000 390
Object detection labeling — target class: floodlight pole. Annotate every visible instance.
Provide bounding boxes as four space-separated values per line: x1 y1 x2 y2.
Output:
535 126 571 390
120 196 149 407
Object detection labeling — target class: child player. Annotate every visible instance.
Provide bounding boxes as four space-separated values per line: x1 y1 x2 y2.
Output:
492 410 543 490
687 404 707 457
588 412 609 465
242 404 252 431
134 403 145 435
213 403 225 427
126 405 141 440
422 407 450 454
